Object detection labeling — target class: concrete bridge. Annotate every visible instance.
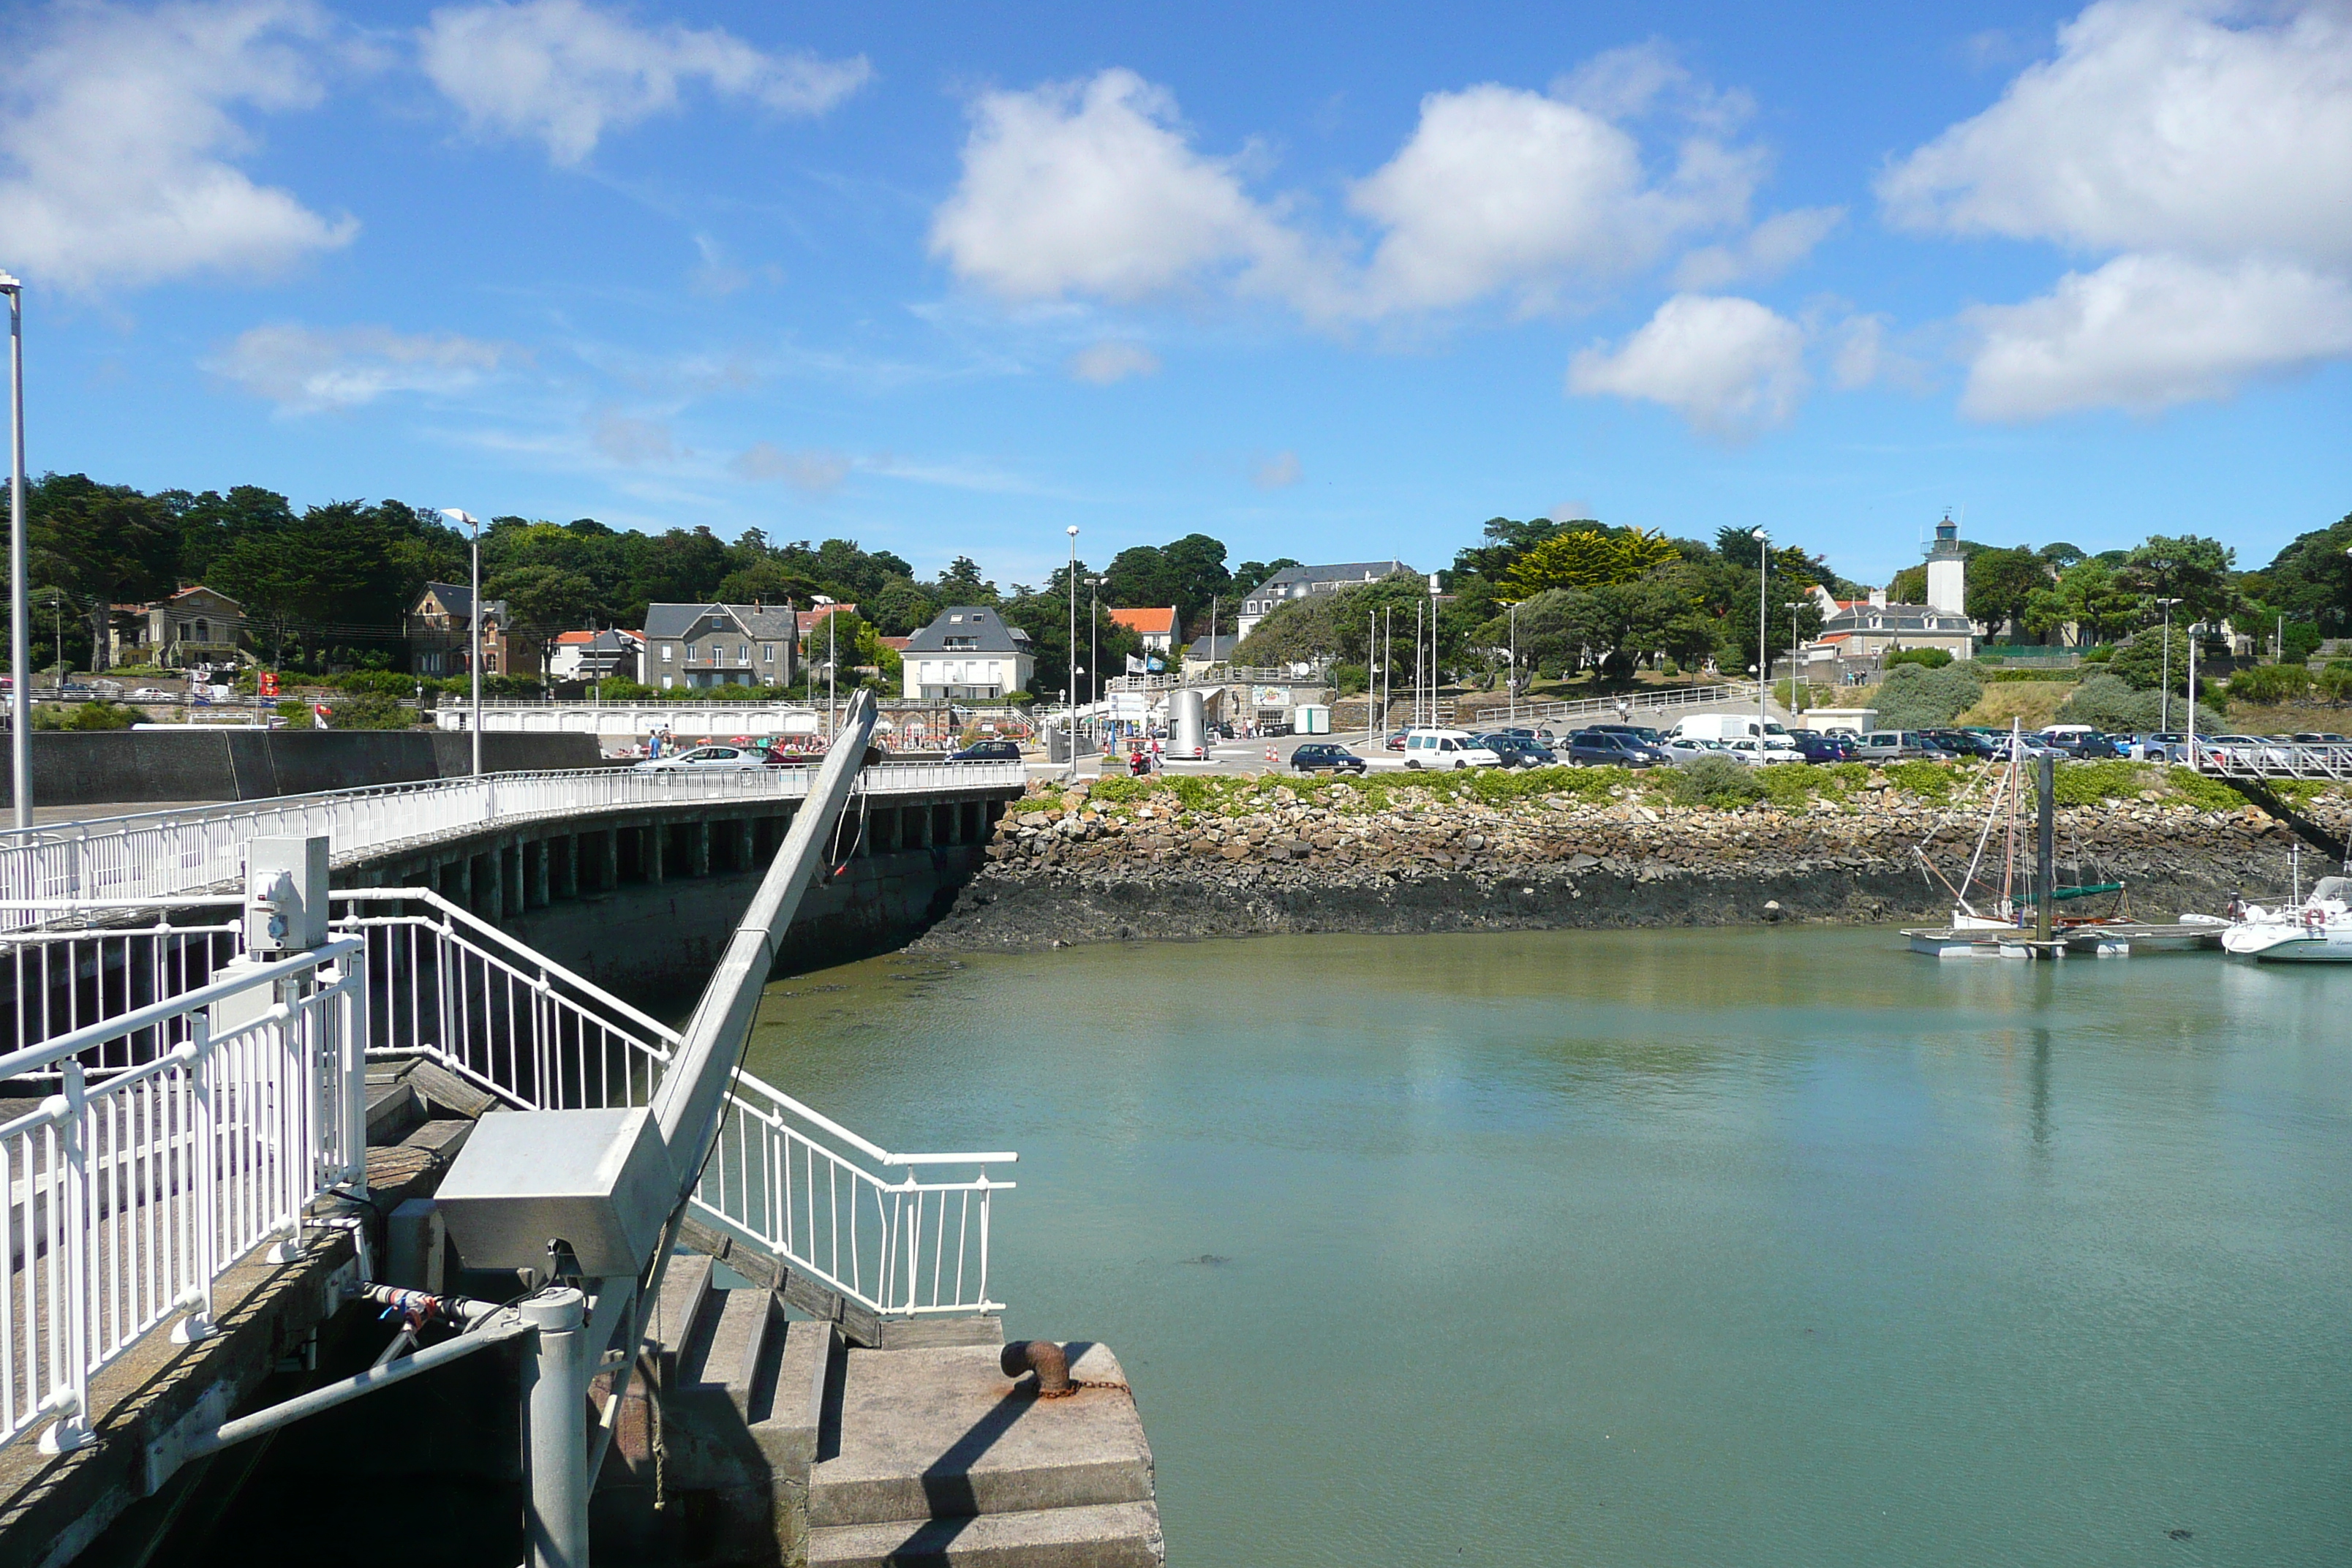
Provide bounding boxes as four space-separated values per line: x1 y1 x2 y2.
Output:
1 760 1028 998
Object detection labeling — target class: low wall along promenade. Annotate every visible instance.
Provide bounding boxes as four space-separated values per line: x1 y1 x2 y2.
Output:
917 761 2350 950
4 728 603 808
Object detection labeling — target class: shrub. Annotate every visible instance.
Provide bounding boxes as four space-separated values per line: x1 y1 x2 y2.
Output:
1883 760 1957 799
2054 673 2163 731
2283 622 2322 664
1884 647 1952 670
1085 775 1158 805
1667 753 1767 808
325 692 418 730
2051 760 2158 806
1874 661 1986 728
2107 628 2188 693
2317 663 2352 704
2227 663 2313 705
33 700 140 731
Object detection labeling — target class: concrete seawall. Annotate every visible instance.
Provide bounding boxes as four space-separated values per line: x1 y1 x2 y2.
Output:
912 767 2348 951
4 729 603 807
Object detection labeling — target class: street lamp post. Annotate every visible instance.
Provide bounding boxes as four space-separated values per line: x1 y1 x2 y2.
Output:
1088 577 1103 747
2156 598 2181 731
2 272 27 829
440 510 483 777
1785 602 1803 718
1507 601 1519 725
1752 529 1770 742
1065 526 1079 783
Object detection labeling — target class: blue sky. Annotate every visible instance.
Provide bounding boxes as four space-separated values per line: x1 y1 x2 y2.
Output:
4 0 2348 589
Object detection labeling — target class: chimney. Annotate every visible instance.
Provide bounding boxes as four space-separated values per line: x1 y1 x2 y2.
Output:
1869 587 1888 609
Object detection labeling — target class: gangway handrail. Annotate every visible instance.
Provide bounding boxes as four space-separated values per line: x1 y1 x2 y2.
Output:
727 1063 1015 1167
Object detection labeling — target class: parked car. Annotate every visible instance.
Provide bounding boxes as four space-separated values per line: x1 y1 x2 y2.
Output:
1851 731 1954 761
1661 735 1727 764
2040 728 2123 759
127 687 179 702
1385 729 1411 751
1476 734 1558 769
949 739 1024 761
1487 725 1558 742
1401 728 1501 769
1790 731 1854 764
1291 742 1368 774
1723 736 1806 766
633 744 766 772
1920 728 1996 759
1566 730 1665 768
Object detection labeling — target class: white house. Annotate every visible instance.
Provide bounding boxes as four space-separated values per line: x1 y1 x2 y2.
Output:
548 628 645 685
901 606 1035 701
1235 561 1414 638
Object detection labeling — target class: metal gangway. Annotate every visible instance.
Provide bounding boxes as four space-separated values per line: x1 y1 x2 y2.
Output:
0 693 1010 1567
2183 736 2352 783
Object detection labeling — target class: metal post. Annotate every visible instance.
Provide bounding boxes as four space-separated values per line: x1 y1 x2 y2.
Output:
2159 598 2176 732
471 516 483 777
1754 529 1769 743
521 1288 589 1568
1507 603 1518 724
2186 629 2198 764
2035 753 2055 944
43 1058 95 1452
4 276 26 830
1065 527 1079 782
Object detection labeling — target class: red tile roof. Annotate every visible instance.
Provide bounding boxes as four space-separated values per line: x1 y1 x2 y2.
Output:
1107 606 1177 635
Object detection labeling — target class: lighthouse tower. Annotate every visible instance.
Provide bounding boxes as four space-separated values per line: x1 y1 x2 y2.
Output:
1924 512 1966 617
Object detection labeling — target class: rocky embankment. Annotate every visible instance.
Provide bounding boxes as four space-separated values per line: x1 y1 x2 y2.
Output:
914 765 2350 952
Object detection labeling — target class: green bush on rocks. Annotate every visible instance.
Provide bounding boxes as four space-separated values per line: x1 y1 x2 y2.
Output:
1667 754 1768 808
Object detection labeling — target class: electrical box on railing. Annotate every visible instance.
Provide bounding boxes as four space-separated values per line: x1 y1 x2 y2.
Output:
244 836 329 954
437 1107 680 1279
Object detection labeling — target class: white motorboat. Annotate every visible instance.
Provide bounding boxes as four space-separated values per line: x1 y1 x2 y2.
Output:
2221 876 2352 962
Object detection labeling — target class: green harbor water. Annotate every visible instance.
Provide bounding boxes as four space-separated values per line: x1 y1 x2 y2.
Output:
743 928 2351 1567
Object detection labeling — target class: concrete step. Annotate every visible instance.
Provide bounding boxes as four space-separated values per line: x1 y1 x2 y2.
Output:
747 1316 836 1480
674 1285 778 1419
807 1501 1164 1568
647 1251 715 1369
810 1343 1153 1529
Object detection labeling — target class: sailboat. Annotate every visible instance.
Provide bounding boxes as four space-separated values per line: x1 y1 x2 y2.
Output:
2220 875 2352 962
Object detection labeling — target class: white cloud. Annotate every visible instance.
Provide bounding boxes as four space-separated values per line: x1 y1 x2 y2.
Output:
211 323 509 412
590 410 677 464
1959 253 2352 420
928 69 1302 305
930 59 1764 323
0 0 355 291
1882 0 2352 416
1825 312 1891 391
732 442 850 494
1671 206 1843 290
1067 341 1162 385
420 0 871 165
1879 0 2352 265
1567 293 1808 438
1251 450 1302 489
1349 83 1760 315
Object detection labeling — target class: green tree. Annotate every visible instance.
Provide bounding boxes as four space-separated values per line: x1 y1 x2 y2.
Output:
27 474 180 671
2258 511 2352 633
2123 535 2236 622
1964 547 2052 635
933 556 998 606
2024 559 2140 644
1501 526 1680 595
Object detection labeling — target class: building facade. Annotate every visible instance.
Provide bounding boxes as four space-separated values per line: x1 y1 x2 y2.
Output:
1236 561 1415 638
641 603 800 689
548 627 645 685
900 606 1035 701
110 585 246 668
408 582 541 679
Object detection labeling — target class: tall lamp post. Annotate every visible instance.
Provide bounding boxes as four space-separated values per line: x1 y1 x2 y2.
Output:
1752 528 1770 742
1088 576 1103 742
1 273 26 830
440 509 483 777
2156 597 2182 731
1065 526 1079 783
1507 600 1520 725
1784 602 1804 720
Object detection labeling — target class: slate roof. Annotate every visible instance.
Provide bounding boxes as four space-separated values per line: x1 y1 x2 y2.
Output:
642 603 802 641
902 606 1033 655
1186 633 1239 660
418 581 509 622
1243 560 1415 600
1818 602 1973 636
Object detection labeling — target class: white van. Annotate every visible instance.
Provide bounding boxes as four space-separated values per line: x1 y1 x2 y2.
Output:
1667 713 1794 748
1401 728 1501 769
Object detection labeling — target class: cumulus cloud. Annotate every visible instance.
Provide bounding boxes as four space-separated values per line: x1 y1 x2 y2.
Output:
420 0 871 165
930 56 1767 323
1960 254 2352 420
211 323 509 412
1067 341 1161 384
1671 206 1844 290
928 69 1303 304
0 0 355 291
1349 83 1760 315
1251 450 1302 489
1882 0 2352 415
1879 0 2352 264
732 442 851 494
590 410 677 464
1567 294 1808 438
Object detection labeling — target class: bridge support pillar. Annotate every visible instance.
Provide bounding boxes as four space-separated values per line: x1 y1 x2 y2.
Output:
529 840 551 910
690 821 711 878
456 853 474 911
481 849 503 922
554 834 578 900
645 824 665 885
595 829 618 893
734 817 755 872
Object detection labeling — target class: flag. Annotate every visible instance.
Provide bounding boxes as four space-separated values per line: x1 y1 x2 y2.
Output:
1126 655 1146 674
1145 657 1164 672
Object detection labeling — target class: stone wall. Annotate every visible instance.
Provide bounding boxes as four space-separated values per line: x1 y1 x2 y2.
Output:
913 766 2348 951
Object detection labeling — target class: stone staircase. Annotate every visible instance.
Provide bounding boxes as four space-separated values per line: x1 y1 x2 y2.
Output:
599 1256 1164 1567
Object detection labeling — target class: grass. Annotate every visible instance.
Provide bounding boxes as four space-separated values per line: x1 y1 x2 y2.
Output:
1956 681 2075 729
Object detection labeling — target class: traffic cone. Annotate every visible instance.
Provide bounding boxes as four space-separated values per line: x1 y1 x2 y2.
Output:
1264 745 1276 764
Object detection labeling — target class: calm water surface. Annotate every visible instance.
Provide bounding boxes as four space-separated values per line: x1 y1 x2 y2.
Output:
744 929 2351 1567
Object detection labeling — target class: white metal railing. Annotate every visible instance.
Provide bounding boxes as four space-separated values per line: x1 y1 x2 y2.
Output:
0 761 1026 932
0 881 1011 1450
694 1068 1013 1318
2189 740 2352 782
0 941 364 1453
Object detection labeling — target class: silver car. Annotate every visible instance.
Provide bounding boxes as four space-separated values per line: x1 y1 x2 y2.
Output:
633 743 768 772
